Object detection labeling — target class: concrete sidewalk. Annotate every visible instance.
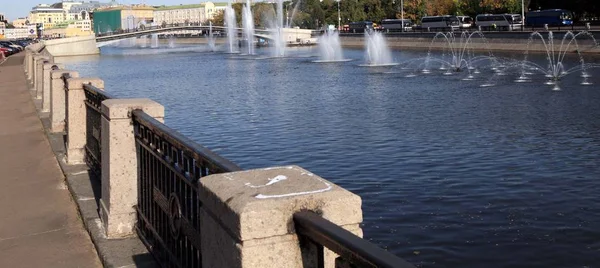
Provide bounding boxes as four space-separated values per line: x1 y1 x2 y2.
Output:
0 54 101 268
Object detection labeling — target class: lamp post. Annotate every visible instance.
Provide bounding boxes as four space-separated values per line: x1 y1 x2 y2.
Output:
521 0 525 29
393 0 404 32
337 0 341 31
401 0 404 32
97 20 102 34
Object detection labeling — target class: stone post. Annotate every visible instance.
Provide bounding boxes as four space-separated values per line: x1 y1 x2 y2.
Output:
100 99 164 238
42 63 64 113
27 52 36 82
199 166 363 268
24 49 30 73
64 77 104 165
50 70 79 133
34 56 50 97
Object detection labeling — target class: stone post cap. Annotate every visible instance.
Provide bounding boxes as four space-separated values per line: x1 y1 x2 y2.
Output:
66 77 104 90
33 55 50 60
101 98 165 120
199 165 362 241
51 70 79 79
43 63 64 70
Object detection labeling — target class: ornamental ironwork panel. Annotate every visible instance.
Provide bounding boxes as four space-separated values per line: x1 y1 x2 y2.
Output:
132 110 241 268
83 83 114 175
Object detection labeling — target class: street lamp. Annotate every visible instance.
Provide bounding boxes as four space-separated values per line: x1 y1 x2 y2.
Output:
401 0 404 32
521 0 525 28
337 0 341 31
393 0 404 32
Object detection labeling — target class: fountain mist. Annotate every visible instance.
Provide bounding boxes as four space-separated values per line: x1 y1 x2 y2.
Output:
364 31 394 65
272 0 286 57
242 0 255 55
207 21 216 51
225 3 237 53
317 30 345 62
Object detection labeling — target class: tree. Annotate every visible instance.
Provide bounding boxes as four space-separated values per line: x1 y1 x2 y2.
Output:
425 0 457 16
212 10 225 26
253 2 276 28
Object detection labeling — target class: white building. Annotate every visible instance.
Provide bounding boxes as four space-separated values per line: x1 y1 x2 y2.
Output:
153 2 227 26
2 27 37 39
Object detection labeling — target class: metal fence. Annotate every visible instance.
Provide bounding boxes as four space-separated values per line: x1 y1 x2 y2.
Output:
132 109 241 267
83 83 114 175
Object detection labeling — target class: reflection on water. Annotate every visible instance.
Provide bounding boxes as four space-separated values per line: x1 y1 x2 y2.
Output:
64 45 600 268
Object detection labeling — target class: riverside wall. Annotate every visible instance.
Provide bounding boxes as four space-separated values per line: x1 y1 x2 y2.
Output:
339 31 600 54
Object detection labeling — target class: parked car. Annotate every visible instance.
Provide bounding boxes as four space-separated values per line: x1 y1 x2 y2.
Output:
0 47 11 57
0 44 16 56
0 41 23 52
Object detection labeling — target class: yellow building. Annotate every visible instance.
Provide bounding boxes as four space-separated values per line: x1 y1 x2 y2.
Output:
12 18 29 28
29 4 66 29
43 20 93 38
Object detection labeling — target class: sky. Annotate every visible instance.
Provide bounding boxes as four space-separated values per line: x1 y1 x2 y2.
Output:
2 0 217 22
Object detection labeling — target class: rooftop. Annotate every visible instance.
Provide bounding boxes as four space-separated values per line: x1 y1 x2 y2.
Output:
153 2 228 10
154 4 204 11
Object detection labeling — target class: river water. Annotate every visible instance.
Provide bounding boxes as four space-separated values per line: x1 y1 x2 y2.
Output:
61 43 600 267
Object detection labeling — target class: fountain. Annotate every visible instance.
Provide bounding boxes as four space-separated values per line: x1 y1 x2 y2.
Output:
242 0 255 55
518 31 599 90
425 31 495 72
387 31 500 82
271 0 286 57
225 3 238 53
363 31 396 66
286 0 301 28
207 21 216 51
151 34 159 48
168 35 176 48
139 35 148 48
314 29 350 62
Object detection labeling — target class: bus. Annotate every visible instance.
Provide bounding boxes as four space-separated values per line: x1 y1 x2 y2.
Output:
457 16 473 28
421 15 460 31
526 9 573 27
380 19 413 32
348 21 374 33
475 14 523 30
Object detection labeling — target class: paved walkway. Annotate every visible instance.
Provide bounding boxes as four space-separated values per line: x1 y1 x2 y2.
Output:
0 54 101 267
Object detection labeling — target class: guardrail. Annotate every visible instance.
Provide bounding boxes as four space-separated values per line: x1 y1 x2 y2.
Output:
132 109 241 267
83 83 114 174
294 211 415 268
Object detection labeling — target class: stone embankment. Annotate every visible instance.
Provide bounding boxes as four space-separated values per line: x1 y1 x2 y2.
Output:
339 31 600 54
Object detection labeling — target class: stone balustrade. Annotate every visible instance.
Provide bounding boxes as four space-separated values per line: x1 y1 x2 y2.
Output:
21 45 392 268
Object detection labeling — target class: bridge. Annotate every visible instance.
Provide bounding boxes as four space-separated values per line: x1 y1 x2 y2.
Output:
95 24 312 47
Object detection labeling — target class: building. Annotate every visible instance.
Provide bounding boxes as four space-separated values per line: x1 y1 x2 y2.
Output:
92 5 154 33
12 18 30 28
43 19 92 38
153 2 227 26
29 4 66 29
2 26 38 39
59 1 114 20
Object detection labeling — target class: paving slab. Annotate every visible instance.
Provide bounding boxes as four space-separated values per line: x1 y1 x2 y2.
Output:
0 54 102 268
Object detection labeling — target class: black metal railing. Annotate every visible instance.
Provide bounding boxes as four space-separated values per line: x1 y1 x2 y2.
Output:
62 73 72 136
294 211 415 268
83 83 114 175
132 109 241 268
